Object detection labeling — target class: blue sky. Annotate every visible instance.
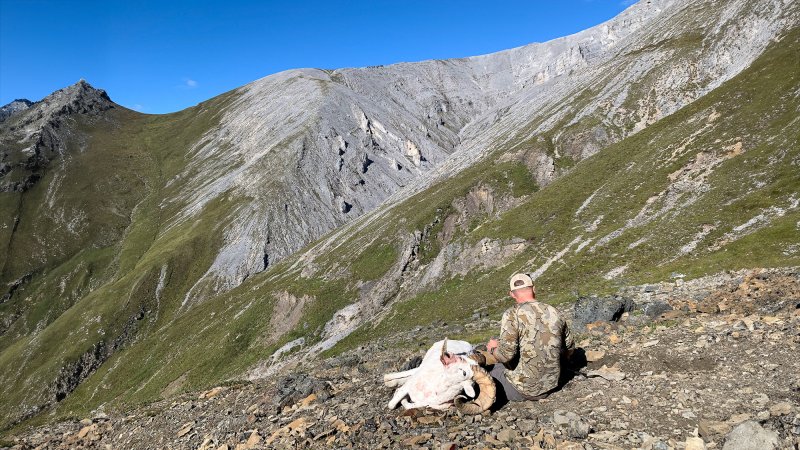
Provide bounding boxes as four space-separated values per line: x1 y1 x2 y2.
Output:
0 0 635 114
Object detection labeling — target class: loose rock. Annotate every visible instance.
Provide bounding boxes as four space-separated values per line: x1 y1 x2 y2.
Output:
722 421 780 450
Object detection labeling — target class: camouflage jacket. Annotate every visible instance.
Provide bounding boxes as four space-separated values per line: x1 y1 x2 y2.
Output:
493 301 574 397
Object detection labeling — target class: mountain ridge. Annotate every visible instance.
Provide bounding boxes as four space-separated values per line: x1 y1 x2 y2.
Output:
170 0 796 294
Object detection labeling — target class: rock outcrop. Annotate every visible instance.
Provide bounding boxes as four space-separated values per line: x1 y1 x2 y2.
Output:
0 80 114 192
0 99 33 123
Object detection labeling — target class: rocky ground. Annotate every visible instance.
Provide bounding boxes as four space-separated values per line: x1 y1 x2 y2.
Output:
3 268 799 450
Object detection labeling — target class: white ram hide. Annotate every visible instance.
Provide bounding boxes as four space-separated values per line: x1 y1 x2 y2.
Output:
383 339 479 410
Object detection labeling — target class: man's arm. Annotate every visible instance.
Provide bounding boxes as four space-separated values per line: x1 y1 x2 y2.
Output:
492 309 519 363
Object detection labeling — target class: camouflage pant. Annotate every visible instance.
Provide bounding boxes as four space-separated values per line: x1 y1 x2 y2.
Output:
489 364 551 402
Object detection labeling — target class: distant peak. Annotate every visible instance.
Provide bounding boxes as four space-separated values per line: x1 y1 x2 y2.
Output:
7 99 33 106
0 98 34 123
38 79 114 116
61 78 110 98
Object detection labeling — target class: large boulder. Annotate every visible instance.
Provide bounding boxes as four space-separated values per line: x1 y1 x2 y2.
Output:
572 295 635 330
641 300 673 318
722 421 780 450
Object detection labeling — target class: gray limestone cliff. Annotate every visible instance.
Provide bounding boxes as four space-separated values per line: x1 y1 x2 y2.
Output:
170 0 798 300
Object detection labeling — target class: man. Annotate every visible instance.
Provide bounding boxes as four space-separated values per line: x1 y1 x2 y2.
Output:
481 273 574 402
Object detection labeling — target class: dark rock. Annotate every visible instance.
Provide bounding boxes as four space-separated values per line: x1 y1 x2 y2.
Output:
759 298 792 315
49 308 145 403
398 355 423 372
572 295 635 330
641 301 673 318
274 373 333 412
363 418 377 433
0 272 32 304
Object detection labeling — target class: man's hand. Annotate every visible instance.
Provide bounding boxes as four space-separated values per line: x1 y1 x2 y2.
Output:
440 352 461 366
487 338 499 354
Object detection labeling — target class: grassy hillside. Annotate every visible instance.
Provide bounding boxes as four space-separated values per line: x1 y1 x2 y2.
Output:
1 27 798 435
0 92 244 429
325 26 800 350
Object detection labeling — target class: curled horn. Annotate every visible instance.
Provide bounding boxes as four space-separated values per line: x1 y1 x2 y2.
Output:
455 365 496 414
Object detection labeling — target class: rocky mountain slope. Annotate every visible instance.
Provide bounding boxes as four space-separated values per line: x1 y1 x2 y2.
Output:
4 268 799 449
0 0 798 436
